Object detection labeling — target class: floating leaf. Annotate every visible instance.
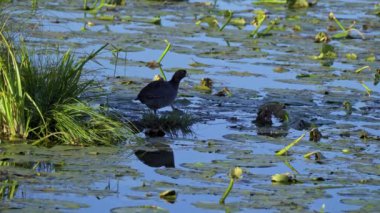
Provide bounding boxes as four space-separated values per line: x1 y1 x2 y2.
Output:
121 16 132 22
375 3 380 16
87 21 95 27
214 87 232 97
303 151 325 161
189 61 210 68
196 16 219 28
273 66 286 73
271 172 296 183
149 16 161 25
366 54 376 62
332 31 349 39
159 190 177 203
293 25 301 32
253 0 286 4
275 133 305 156
96 15 115 21
230 17 246 27
287 0 309 9
146 61 160 69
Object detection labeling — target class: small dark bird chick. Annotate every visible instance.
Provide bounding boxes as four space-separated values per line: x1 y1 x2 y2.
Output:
136 70 187 114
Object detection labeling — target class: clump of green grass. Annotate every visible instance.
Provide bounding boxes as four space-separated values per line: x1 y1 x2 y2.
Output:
0 179 18 200
140 111 196 136
0 24 134 145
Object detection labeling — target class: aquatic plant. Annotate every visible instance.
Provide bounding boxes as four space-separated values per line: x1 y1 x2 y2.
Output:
159 189 177 203
0 26 134 145
219 10 233 32
219 167 243 204
140 110 195 136
110 44 127 77
0 179 18 200
249 10 267 38
254 0 317 8
146 40 171 80
157 40 171 80
0 30 31 140
275 133 305 156
311 43 337 60
271 172 297 183
328 12 364 39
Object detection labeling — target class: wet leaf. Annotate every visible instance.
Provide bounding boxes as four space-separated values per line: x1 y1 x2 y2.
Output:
196 16 219 28
96 15 115 21
332 31 349 39
149 16 161 25
287 0 309 9
189 61 210 68
375 3 380 16
293 25 301 32
159 190 177 203
271 172 296 183
121 15 132 22
303 151 325 161
254 0 286 4
230 18 246 27
214 87 232 97
112 206 168 213
273 66 286 73
366 54 376 62
224 71 257 77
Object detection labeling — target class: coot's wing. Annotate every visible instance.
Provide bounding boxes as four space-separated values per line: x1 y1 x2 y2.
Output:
137 81 167 101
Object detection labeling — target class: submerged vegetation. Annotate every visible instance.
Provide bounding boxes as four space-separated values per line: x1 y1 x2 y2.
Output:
139 111 196 136
0 25 134 145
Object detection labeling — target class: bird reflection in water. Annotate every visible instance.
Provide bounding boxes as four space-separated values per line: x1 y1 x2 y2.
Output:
134 142 175 168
